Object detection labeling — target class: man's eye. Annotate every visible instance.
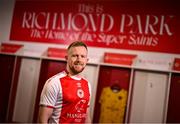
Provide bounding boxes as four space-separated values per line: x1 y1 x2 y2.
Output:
72 55 77 57
81 55 85 58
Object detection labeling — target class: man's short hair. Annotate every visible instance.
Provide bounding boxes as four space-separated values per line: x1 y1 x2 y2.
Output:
67 41 88 51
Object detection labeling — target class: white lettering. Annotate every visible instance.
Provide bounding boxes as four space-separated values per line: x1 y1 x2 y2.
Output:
129 35 158 46
97 33 126 45
100 14 114 32
120 14 133 33
71 13 88 31
145 15 158 35
159 15 173 35
22 12 32 28
21 12 174 36
136 15 143 34
66 113 86 118
88 14 97 31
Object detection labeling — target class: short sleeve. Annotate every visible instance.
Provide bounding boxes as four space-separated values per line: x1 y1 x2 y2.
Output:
40 77 60 108
87 81 91 106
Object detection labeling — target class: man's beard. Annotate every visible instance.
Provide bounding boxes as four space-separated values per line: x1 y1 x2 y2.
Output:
69 64 85 75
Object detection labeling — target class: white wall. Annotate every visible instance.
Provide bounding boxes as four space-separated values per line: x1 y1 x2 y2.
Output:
0 0 15 42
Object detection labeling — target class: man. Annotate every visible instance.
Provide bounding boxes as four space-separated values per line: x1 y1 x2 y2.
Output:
38 41 91 123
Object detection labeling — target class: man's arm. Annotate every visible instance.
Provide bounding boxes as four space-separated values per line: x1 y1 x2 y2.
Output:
38 105 53 123
85 107 91 123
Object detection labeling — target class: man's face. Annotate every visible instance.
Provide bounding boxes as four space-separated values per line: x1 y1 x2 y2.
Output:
66 46 88 75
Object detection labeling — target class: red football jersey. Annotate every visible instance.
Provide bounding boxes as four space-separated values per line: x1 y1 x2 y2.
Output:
40 71 91 123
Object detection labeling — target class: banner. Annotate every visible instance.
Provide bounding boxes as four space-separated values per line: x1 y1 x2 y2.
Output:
10 0 179 54
104 52 137 65
0 43 23 53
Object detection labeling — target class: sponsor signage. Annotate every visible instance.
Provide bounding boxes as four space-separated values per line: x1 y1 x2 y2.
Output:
104 52 137 65
0 43 23 53
173 58 180 71
47 47 66 58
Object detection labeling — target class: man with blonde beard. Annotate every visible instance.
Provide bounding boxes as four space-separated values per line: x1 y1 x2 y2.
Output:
38 41 91 123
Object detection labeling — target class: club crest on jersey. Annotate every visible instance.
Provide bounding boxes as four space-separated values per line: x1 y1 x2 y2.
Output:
77 89 84 98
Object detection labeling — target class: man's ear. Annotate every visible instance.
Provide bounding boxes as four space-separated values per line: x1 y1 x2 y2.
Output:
87 58 89 62
65 55 68 60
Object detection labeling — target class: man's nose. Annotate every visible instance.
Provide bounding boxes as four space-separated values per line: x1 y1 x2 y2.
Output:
77 55 81 60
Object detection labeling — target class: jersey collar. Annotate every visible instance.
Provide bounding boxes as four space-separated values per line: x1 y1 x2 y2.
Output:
64 70 82 80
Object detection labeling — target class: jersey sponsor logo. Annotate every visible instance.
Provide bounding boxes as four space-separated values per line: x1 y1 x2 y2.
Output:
75 99 87 112
66 113 86 118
